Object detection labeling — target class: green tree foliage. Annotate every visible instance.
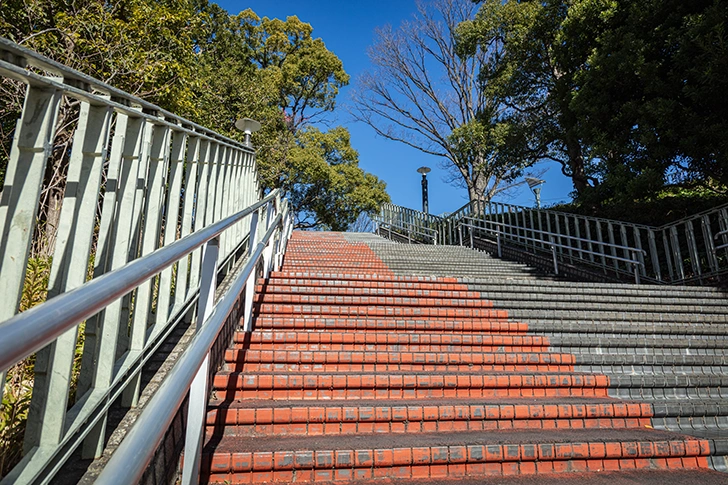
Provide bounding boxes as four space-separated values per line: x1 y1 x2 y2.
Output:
569 0 728 204
191 4 385 228
461 0 728 207
284 127 390 230
1 0 388 231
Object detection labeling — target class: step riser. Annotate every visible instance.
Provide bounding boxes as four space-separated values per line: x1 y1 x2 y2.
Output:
207 418 652 437
229 349 560 359
204 441 710 483
234 363 575 372
256 305 507 318
253 320 522 332
255 296 494 308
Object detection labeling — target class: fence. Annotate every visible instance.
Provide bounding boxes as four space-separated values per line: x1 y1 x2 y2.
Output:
0 38 292 484
379 198 728 285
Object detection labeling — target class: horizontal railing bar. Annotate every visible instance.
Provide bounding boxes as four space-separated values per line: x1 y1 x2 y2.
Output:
0 38 246 149
376 221 438 239
0 190 278 374
462 217 647 256
0 60 252 155
460 221 645 267
95 212 283 485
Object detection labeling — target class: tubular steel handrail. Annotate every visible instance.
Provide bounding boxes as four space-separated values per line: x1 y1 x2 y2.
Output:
96 205 288 485
458 218 645 283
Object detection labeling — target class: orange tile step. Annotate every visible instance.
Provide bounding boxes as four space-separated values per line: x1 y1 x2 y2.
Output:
205 399 653 438
250 319 528 333
260 277 473 292
201 429 711 483
254 293 494 308
223 349 575 373
211 372 610 401
256 284 484 300
255 303 508 319
236 330 537 348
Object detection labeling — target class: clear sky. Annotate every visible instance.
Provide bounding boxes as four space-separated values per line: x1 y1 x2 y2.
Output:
217 0 575 215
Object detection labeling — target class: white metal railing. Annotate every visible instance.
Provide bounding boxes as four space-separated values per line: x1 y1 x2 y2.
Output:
375 218 438 245
457 218 646 284
381 197 728 285
0 38 292 484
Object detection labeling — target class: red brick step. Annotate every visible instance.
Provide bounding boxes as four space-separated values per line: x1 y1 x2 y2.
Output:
202 429 711 483
205 398 653 438
212 372 610 400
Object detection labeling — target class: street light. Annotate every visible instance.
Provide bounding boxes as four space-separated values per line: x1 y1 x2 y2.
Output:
525 177 546 209
417 166 431 213
235 118 261 148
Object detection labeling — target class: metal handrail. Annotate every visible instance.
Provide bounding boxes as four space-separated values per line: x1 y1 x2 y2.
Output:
0 190 279 373
376 218 438 244
96 209 286 485
458 218 645 283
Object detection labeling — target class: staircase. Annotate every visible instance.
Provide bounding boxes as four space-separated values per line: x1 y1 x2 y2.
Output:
201 231 728 483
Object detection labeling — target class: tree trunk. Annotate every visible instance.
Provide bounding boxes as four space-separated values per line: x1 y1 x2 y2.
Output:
36 191 62 258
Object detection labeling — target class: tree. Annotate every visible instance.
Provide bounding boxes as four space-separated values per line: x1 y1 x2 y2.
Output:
0 0 199 254
458 0 599 196
352 0 536 206
461 0 728 204
283 127 390 230
190 3 389 229
568 0 728 202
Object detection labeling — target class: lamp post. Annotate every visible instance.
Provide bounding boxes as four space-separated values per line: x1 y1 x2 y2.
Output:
417 166 431 213
525 177 546 209
235 118 261 147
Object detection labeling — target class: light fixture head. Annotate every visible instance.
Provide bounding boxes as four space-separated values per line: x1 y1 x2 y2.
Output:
525 177 545 190
417 166 431 175
235 118 261 147
235 118 261 134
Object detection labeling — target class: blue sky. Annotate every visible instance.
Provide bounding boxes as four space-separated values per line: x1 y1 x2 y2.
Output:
218 0 575 215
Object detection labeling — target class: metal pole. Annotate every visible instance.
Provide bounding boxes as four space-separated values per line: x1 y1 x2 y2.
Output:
421 174 429 213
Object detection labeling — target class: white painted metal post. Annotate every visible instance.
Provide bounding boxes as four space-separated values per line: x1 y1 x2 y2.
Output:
24 101 112 453
181 237 219 485
156 128 187 330
81 116 151 459
243 210 260 332
176 136 201 311
0 85 62 326
189 141 211 291
124 123 171 408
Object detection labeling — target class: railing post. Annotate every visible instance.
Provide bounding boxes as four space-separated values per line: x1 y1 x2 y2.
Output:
458 224 463 246
24 101 112 453
181 236 219 485
0 84 62 341
497 231 502 258
262 200 276 279
243 208 260 332
80 115 151 459
632 250 641 284
123 122 171 408
175 135 201 311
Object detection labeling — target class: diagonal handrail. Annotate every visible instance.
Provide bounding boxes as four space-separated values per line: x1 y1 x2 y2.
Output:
0 191 279 374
